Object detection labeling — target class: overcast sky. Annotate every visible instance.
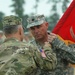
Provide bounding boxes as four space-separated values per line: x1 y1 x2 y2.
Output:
0 0 72 16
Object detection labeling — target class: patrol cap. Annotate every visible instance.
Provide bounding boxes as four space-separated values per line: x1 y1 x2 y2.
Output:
2 15 22 27
27 15 46 28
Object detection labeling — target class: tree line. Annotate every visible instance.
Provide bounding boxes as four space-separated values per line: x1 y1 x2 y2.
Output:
0 0 70 31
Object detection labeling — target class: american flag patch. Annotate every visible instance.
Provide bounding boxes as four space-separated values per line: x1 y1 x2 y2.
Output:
40 49 46 58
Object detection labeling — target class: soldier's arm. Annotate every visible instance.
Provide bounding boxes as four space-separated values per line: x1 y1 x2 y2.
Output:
0 48 37 75
51 37 75 64
32 43 57 70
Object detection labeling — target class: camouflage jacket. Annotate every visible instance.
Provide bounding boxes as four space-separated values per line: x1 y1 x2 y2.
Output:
0 38 57 75
0 39 3 45
30 37 75 75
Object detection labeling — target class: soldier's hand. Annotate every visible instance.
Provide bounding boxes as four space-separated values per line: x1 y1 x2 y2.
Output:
48 33 57 43
44 42 51 48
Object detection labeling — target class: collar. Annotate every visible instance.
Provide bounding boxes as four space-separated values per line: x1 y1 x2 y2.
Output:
4 38 19 42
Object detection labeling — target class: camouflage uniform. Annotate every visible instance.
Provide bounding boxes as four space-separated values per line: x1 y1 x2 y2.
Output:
51 38 75 75
30 37 75 75
27 15 75 75
0 15 57 75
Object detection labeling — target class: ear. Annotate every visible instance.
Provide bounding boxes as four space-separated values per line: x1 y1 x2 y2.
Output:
45 22 49 29
18 26 23 35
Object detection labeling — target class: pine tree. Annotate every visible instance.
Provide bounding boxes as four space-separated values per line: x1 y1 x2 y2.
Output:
10 0 29 31
62 0 70 13
0 12 5 30
47 0 60 31
10 0 25 18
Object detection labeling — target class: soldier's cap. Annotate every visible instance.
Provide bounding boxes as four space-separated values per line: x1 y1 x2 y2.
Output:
2 15 22 27
27 15 46 28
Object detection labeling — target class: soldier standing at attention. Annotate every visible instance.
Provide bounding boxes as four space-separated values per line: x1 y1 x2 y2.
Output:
0 15 57 75
27 14 75 75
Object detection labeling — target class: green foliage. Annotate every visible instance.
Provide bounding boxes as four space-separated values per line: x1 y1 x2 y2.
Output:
0 12 5 30
10 0 28 31
47 1 60 31
33 0 39 14
62 0 70 13
47 0 62 3
0 0 71 32
10 0 25 18
46 0 70 31
22 15 28 31
47 13 59 31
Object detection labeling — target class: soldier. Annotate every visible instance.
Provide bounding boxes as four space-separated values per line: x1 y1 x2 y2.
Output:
0 15 57 75
27 14 75 75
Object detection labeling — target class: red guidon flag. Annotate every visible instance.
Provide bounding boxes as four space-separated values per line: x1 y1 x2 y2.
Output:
52 0 75 43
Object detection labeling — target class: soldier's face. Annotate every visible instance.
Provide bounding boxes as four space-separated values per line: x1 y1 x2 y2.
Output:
29 22 48 40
